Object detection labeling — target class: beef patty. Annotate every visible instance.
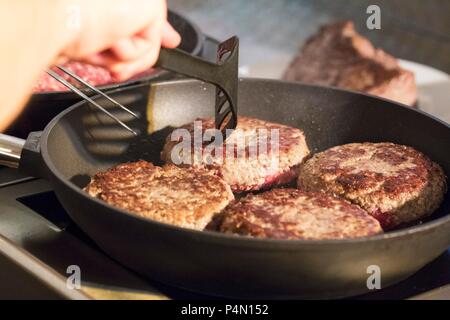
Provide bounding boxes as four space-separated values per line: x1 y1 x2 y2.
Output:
218 188 382 240
161 117 310 193
298 143 447 229
34 62 115 92
84 160 234 230
34 61 157 92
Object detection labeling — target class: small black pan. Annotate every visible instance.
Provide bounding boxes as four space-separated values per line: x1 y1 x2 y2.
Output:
6 10 205 138
0 79 449 299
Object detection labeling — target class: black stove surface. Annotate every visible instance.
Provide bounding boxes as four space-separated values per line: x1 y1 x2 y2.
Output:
12 186 450 300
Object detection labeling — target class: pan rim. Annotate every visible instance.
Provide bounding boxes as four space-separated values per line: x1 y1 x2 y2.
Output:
39 78 450 249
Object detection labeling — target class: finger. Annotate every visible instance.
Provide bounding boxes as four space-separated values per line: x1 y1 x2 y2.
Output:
109 43 161 81
109 35 153 61
110 54 155 81
63 0 167 58
82 32 160 81
81 48 155 82
54 55 70 65
86 13 166 81
109 18 164 80
161 20 181 48
81 50 118 68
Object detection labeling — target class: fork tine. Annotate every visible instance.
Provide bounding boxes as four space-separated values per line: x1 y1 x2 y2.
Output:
56 66 139 119
214 37 239 134
46 70 138 136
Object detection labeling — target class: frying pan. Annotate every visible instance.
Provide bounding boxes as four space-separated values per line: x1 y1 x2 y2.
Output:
1 79 449 299
5 10 204 138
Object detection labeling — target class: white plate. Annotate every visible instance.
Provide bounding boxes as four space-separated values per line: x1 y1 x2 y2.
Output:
240 58 450 124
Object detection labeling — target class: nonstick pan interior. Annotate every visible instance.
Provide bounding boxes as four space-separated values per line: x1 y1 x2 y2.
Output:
38 79 450 298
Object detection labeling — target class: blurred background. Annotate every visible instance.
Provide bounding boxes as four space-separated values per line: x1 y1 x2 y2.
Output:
169 0 450 73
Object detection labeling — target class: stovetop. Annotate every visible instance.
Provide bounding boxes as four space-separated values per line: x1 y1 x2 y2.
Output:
0 167 449 300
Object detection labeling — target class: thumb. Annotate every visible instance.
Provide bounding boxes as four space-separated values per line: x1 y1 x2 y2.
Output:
161 20 181 48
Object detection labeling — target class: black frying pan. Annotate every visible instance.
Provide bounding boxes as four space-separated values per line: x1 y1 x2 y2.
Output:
5 10 204 138
1 79 449 299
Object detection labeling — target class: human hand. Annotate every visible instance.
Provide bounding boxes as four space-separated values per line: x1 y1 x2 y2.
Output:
61 0 181 81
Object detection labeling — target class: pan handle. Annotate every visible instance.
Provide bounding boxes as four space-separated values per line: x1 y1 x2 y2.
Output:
0 133 25 168
0 131 46 178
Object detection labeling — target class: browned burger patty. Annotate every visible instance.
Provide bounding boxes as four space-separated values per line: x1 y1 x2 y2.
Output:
298 143 447 229
84 160 234 230
218 188 382 240
161 117 310 193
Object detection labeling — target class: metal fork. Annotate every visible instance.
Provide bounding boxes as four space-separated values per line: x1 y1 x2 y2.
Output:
47 36 239 137
46 68 139 135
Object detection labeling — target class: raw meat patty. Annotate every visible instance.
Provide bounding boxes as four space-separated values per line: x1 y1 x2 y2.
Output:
34 62 114 92
34 61 157 92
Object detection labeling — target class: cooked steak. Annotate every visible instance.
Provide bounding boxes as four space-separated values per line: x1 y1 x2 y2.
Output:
283 21 417 106
298 143 447 229
218 188 382 240
84 160 234 230
161 117 310 193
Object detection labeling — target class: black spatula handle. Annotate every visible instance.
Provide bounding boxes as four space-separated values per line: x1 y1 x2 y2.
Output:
156 48 219 81
155 36 239 134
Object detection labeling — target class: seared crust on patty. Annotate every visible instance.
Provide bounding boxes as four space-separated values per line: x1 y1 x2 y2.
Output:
218 188 382 240
298 143 447 229
84 160 234 230
161 117 310 192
